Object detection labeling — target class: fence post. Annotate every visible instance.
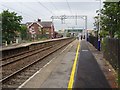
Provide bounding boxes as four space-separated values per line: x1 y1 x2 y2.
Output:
98 37 100 51
117 39 120 74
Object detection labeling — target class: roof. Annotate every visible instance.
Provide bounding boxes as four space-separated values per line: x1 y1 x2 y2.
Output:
39 21 53 28
26 22 43 28
26 21 53 28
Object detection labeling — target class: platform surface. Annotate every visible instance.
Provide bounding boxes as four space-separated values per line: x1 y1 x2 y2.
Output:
74 40 110 88
19 39 78 88
18 39 117 89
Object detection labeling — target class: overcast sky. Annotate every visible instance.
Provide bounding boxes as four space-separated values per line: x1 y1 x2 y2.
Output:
0 0 105 31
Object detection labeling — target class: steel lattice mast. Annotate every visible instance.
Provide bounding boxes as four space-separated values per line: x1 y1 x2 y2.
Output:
51 15 87 39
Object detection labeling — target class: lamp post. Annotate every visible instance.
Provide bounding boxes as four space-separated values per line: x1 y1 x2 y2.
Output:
96 0 101 51
99 0 101 34
96 0 101 33
85 16 88 41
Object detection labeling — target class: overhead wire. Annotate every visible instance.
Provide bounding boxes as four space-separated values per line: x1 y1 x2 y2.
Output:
0 1 74 30
49 1 59 12
1 4 35 20
37 1 56 16
49 1 71 28
66 0 72 15
66 1 81 28
19 2 47 18
65 0 74 28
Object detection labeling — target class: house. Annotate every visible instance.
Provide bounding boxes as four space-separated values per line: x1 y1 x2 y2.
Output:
40 21 55 38
26 19 55 39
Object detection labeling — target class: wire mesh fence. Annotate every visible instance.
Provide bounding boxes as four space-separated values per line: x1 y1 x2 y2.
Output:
103 38 120 71
88 36 98 49
88 36 120 74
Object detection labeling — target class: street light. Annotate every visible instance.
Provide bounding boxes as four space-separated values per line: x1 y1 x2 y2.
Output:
96 0 101 33
96 0 101 51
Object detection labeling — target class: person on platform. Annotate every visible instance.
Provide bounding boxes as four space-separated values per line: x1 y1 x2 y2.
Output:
81 35 83 40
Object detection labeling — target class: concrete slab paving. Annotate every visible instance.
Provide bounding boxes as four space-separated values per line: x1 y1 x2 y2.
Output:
40 52 75 88
40 40 78 88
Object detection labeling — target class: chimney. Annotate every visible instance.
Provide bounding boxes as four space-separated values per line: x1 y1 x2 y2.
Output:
38 18 41 22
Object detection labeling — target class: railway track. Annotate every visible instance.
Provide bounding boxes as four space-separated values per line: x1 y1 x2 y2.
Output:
1 39 73 89
1 42 59 67
1 46 56 80
1 41 58 63
1 42 62 79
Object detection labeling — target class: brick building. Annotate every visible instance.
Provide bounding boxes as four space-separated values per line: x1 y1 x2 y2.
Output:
26 19 55 39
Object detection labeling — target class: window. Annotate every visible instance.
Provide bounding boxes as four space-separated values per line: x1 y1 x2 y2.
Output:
39 27 41 32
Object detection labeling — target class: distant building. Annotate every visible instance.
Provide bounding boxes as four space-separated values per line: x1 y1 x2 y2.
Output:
26 19 55 39
64 28 83 37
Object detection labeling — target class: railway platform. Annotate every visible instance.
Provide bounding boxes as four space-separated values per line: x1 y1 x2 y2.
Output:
1 38 117 89
18 39 78 88
73 40 114 88
17 40 117 89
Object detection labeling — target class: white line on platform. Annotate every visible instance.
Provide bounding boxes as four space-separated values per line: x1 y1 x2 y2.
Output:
17 42 73 89
43 59 54 68
82 50 88 52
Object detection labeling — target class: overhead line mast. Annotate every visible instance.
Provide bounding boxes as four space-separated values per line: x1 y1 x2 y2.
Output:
51 15 87 40
51 15 87 25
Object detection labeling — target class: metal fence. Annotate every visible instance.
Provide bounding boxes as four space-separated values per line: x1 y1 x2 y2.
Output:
103 38 120 71
88 36 120 71
88 36 98 49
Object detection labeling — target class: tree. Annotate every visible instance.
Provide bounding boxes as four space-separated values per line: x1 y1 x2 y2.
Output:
100 1 120 38
2 10 22 44
93 16 99 37
20 25 28 40
94 1 120 38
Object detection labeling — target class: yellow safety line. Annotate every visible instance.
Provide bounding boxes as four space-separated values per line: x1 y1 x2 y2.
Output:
68 43 80 90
